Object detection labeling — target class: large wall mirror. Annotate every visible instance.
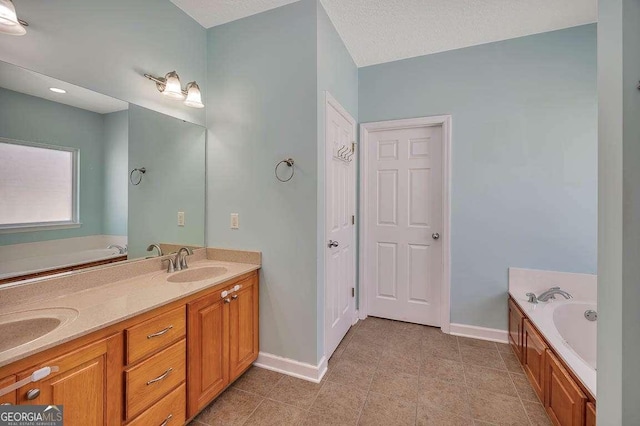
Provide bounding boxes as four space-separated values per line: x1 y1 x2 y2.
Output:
0 61 205 284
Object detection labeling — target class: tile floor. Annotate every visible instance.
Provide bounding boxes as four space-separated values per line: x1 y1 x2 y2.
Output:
190 317 552 425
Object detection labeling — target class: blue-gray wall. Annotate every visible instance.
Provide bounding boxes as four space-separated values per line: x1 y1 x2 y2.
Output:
597 0 640 422
103 110 129 236
0 0 206 125
128 105 206 259
316 1 359 361
359 24 597 330
0 87 106 246
207 0 320 364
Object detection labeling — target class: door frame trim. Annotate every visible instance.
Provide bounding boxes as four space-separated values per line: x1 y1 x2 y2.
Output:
359 115 452 333
323 91 357 360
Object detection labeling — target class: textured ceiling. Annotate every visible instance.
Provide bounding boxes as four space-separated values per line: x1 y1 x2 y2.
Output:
170 0 300 28
171 0 597 67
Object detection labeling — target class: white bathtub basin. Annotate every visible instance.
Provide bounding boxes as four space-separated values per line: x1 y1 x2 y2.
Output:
551 302 597 370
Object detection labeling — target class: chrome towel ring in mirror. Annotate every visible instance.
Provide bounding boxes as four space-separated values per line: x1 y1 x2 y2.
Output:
275 158 295 182
129 167 146 185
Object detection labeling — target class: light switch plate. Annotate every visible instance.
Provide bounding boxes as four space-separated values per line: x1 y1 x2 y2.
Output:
230 213 239 229
177 211 185 226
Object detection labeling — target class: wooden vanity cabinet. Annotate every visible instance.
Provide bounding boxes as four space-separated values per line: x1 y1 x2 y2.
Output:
16 334 120 426
523 319 548 401
508 298 525 361
229 277 259 379
545 351 587 426
0 269 259 425
187 272 259 418
187 289 229 416
586 402 596 426
0 375 16 405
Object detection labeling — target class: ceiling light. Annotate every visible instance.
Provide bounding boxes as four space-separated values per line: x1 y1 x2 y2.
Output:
184 82 204 109
0 0 27 36
49 87 66 94
144 71 204 108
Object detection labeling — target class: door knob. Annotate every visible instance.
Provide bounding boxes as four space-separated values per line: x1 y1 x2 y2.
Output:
328 240 339 248
432 233 440 240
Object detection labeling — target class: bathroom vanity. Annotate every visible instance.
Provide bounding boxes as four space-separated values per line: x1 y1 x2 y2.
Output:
0 249 260 425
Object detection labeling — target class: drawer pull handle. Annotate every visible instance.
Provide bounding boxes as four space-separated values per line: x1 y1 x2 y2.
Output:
147 325 174 339
146 368 173 385
159 413 173 426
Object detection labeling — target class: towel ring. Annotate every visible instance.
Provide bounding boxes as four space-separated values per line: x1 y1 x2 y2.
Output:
275 158 295 182
129 167 146 185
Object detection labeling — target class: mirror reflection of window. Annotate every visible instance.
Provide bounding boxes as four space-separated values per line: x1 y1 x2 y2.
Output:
0 140 78 228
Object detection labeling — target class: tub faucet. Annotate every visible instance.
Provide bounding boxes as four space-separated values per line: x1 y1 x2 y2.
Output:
146 244 163 257
108 244 127 254
175 247 193 271
537 287 573 302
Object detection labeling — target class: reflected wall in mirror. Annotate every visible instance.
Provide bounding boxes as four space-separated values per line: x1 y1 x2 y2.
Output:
127 105 206 259
0 61 130 283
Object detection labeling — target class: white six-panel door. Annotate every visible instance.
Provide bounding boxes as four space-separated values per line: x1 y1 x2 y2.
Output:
325 94 356 358
365 124 444 326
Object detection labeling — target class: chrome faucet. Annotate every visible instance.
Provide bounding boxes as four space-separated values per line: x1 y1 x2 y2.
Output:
537 287 573 302
108 244 127 254
175 247 193 271
146 244 163 257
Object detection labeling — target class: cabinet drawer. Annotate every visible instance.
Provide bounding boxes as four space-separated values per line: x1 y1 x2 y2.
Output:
127 383 185 426
126 306 186 364
125 339 186 419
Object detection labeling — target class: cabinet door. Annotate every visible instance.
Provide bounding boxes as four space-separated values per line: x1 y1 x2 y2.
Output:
508 298 525 361
229 275 259 380
586 402 596 426
523 319 547 401
0 375 16 405
187 292 229 417
16 338 113 426
545 351 586 426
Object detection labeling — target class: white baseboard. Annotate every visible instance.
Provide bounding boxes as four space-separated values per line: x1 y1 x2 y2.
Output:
253 352 327 383
449 323 508 344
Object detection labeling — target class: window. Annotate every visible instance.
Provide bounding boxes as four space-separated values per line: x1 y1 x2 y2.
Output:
0 138 79 232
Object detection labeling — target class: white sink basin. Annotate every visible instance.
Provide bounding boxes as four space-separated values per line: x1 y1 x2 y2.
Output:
0 308 79 353
167 266 228 283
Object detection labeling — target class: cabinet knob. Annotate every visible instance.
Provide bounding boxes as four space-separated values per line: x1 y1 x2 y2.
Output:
232 295 238 300
224 298 231 304
26 388 40 400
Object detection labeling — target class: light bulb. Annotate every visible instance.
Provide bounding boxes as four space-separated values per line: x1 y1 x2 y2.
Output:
162 71 185 100
184 82 204 108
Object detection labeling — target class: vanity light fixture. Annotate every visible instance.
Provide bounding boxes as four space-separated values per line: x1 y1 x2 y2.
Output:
183 81 204 109
0 0 27 36
49 87 66 94
144 71 205 108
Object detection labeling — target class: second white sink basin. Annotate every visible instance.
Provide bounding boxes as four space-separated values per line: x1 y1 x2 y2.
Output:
167 266 228 283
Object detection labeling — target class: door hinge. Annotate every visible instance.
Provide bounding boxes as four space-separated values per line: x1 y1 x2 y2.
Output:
351 288 355 297
351 215 355 225
351 142 356 152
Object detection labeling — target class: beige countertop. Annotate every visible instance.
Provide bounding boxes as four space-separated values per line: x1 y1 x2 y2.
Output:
0 259 260 368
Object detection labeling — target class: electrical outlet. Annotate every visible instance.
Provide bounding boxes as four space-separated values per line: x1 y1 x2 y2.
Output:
177 211 185 226
230 213 239 229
